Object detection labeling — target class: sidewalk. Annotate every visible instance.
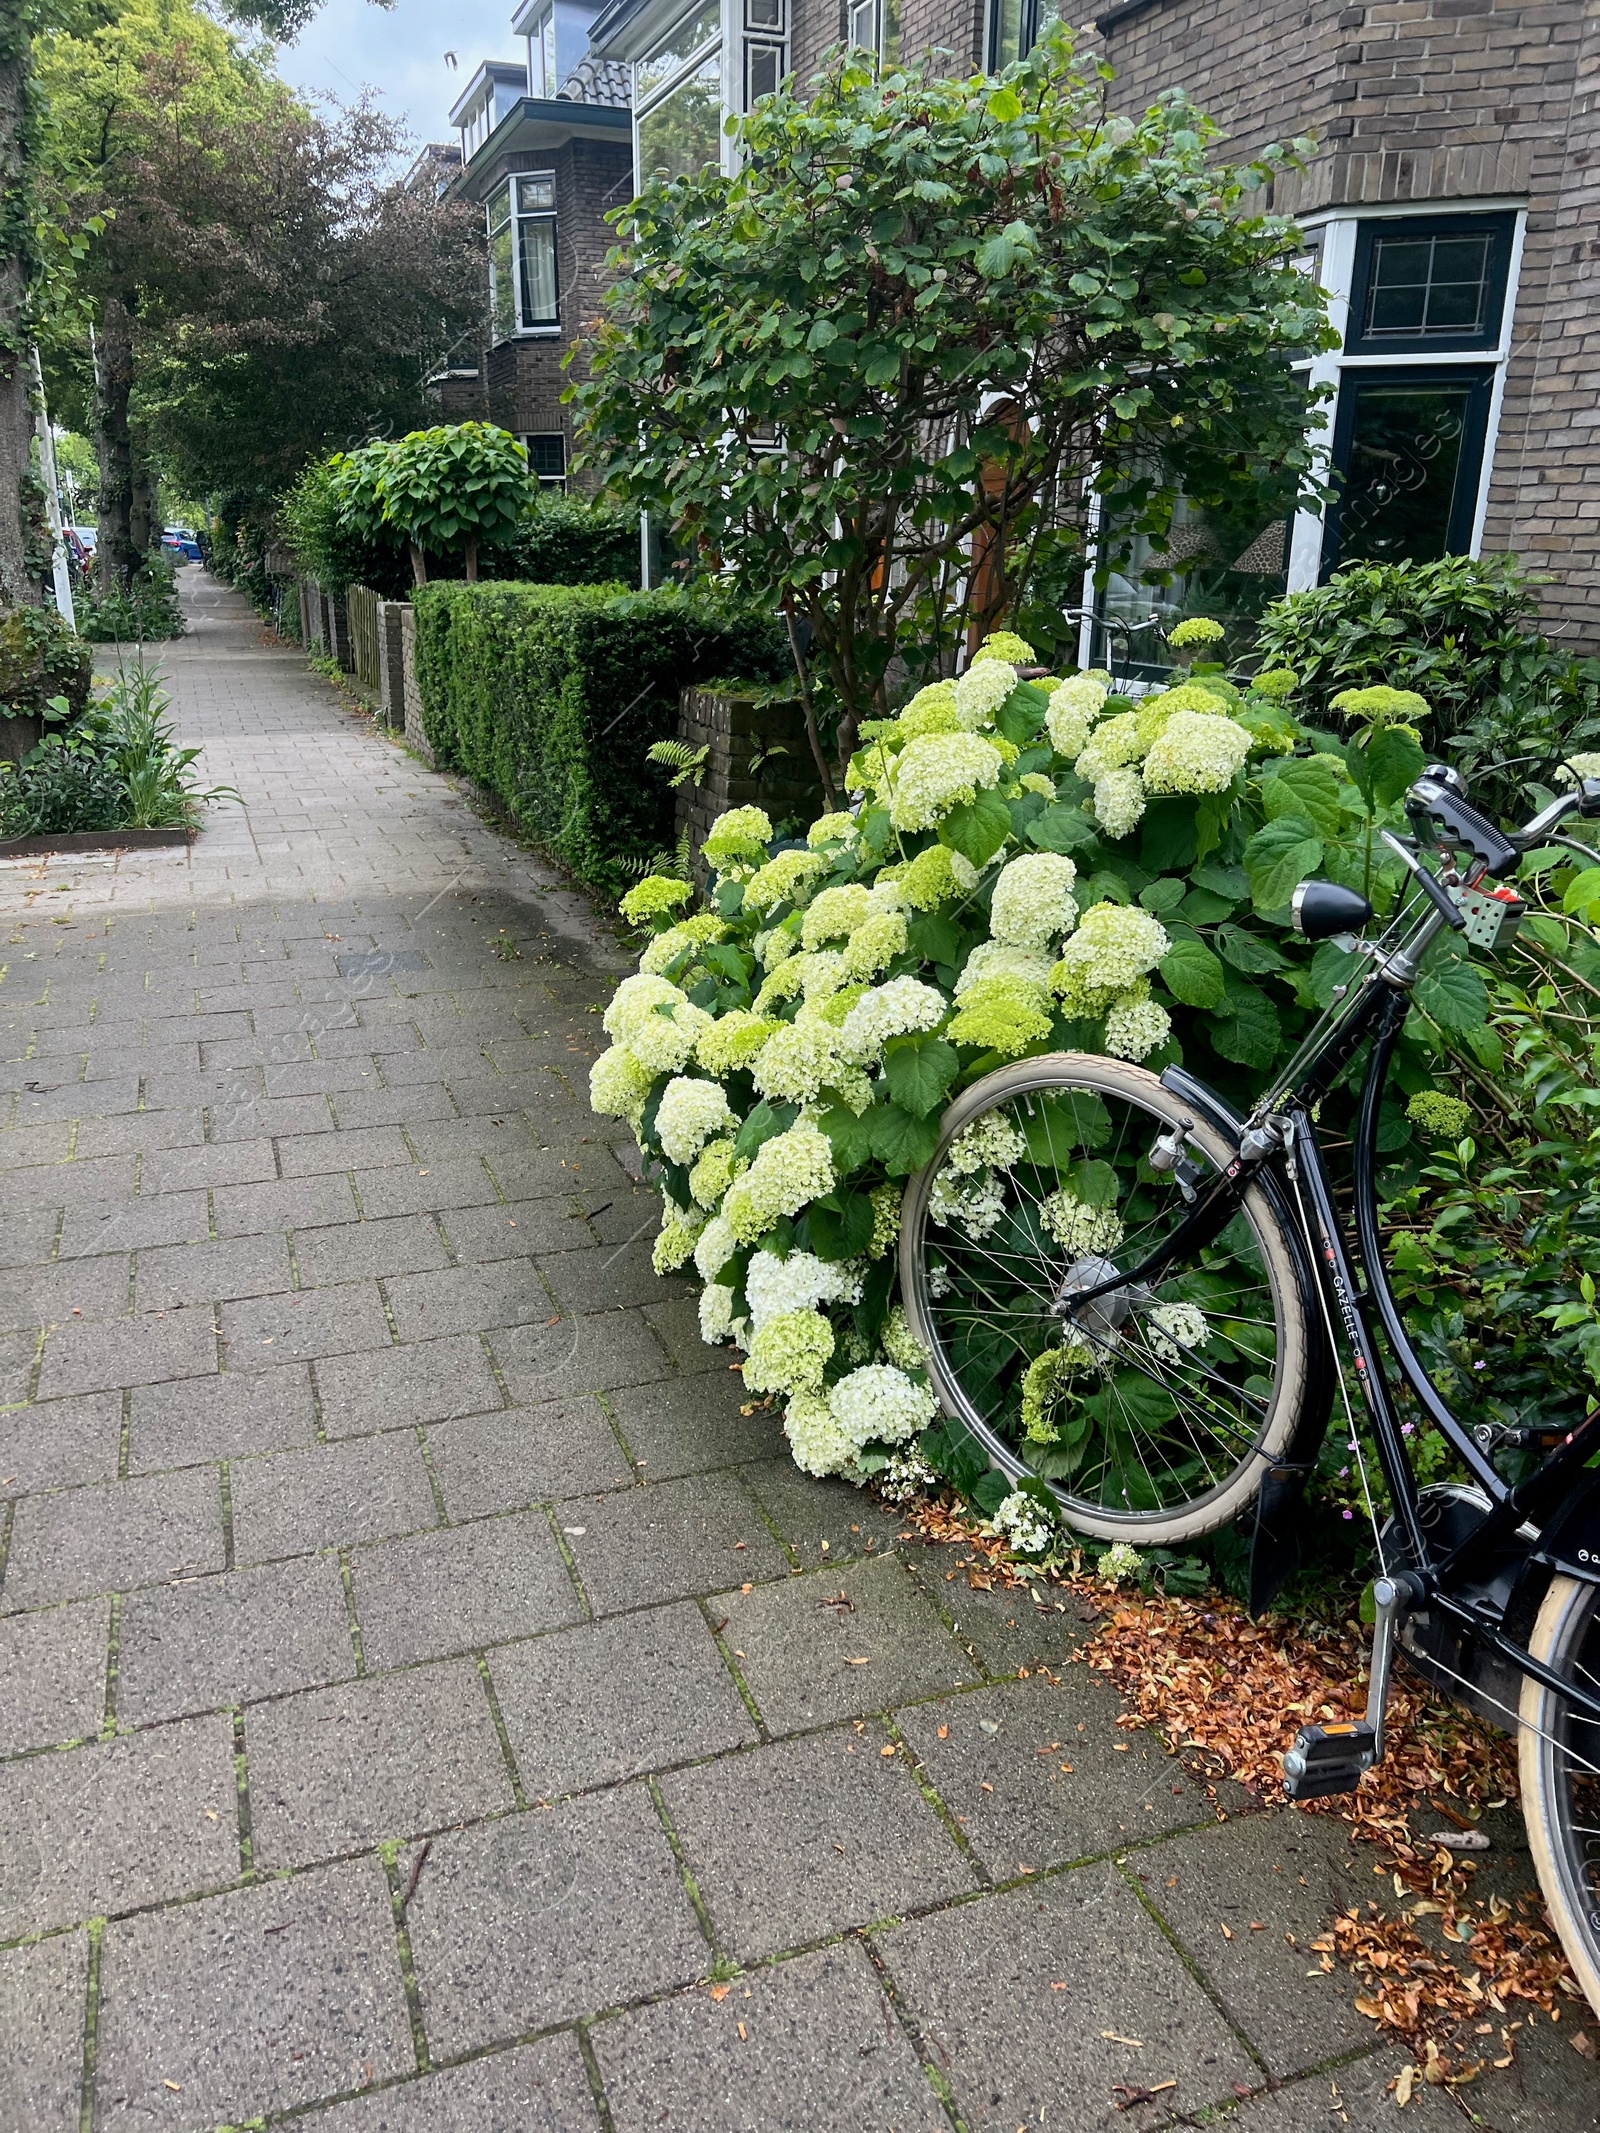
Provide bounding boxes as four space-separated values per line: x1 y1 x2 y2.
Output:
0 572 1587 2131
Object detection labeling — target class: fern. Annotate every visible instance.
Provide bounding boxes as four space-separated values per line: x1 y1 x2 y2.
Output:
619 827 696 883
645 739 711 789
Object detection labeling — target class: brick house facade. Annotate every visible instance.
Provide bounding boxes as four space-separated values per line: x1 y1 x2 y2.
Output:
573 0 1597 644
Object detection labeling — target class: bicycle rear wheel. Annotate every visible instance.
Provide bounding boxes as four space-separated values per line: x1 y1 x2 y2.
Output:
898 1054 1314 1544
1519 1574 1600 2018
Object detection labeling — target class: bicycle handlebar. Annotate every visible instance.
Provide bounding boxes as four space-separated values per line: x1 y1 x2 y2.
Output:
1403 770 1600 878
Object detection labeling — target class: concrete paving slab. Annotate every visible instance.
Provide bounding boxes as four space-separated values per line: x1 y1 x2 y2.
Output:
299 2038 603 2132
351 1510 585 1668
426 1397 632 1515
563 1469 790 1615
0 1595 109 1753
117 1553 356 1722
2 1466 224 1609
315 1332 504 1436
0 1929 90 2133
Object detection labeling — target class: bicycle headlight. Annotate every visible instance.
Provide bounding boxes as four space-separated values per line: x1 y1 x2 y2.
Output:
1291 879 1375 941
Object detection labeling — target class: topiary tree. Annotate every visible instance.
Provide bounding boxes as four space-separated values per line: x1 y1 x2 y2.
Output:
375 423 532 587
574 27 1332 800
280 440 408 597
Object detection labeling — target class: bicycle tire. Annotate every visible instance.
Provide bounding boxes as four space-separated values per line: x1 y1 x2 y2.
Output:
898 1053 1313 1544
1519 1574 1600 2019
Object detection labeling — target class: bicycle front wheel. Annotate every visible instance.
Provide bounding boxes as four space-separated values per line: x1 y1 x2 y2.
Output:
1519 1574 1600 2019
898 1054 1314 1544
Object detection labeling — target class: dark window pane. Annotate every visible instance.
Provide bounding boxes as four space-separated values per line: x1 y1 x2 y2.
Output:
1337 381 1476 564
990 0 1025 67
746 40 781 103
637 54 723 180
517 216 558 326
1365 230 1492 341
526 434 566 480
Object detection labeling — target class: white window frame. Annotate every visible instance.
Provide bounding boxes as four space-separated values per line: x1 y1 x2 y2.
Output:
633 0 790 186
525 4 558 95
523 432 568 489
1285 198 1527 591
487 172 561 344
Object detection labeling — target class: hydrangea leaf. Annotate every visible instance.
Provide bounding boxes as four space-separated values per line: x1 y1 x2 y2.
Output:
1261 755 1343 839
938 787 1012 866
1245 815 1324 915
1415 952 1489 1033
907 912 965 965
1008 790 1049 839
1027 802 1098 854
1159 937 1226 1009
995 681 1049 744
1205 972 1281 1066
1176 887 1233 924
734 1098 800 1161
1138 876 1186 916
812 1100 876 1172
867 1102 943 1177
1214 924 1290 975
798 1190 876 1261
1019 1087 1111 1161
1139 798 1199 873
1347 725 1426 811
883 1033 961 1118
1191 861 1249 902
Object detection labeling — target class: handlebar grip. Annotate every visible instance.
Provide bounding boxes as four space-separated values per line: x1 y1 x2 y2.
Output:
1405 775 1520 878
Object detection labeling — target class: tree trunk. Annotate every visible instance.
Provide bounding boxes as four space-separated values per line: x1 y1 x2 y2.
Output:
129 431 155 560
463 536 478 583
0 41 41 611
409 540 428 587
95 294 139 593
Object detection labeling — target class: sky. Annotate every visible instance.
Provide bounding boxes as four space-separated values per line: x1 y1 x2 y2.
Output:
278 0 522 146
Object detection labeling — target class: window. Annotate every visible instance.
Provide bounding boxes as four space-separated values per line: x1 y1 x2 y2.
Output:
1321 366 1494 573
1346 214 1514 356
636 0 720 102
988 0 1054 71
848 0 899 61
637 50 723 179
525 433 567 488
744 0 786 110
487 174 559 342
526 4 558 95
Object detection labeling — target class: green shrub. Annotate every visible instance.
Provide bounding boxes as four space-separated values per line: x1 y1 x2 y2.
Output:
413 580 784 892
0 662 237 836
280 447 409 599
488 494 640 588
76 552 185 642
0 603 93 722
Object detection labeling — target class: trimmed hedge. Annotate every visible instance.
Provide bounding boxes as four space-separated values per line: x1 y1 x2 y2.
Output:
490 496 641 587
412 580 785 891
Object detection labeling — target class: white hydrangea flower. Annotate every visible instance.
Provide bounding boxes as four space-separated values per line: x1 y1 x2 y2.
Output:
867 876 908 912
589 1045 654 1122
1099 1540 1144 1587
744 849 829 913
1556 753 1600 786
838 976 947 1064
757 924 800 968
1141 710 1253 796
784 1391 856 1477
603 975 712 1076
927 1260 953 1298
694 1213 737 1281
945 1112 1026 1174
745 1249 863 1331
638 914 725 976
877 1445 939 1504
993 1488 1055 1556
1040 1189 1124 1257
840 908 908 981
698 1283 738 1345
688 1137 741 1209
1147 1299 1210 1362
752 1021 852 1107
880 1304 928 1371
801 884 873 948
799 950 851 1000
653 1194 705 1273
1046 675 1109 759
743 1307 834 1395
1091 768 1146 842
807 811 859 848
654 1076 738 1166
1104 987 1172 1062
989 852 1079 950
929 1167 1008 1239
603 973 687 1044
723 1119 836 1243
1075 711 1143 781
696 1010 777 1077
953 659 1017 731
889 732 1005 831
1051 903 1170 1014
828 1363 938 1447
954 939 1055 997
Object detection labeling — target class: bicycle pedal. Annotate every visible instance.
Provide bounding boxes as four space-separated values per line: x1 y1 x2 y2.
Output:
1283 1721 1378 1801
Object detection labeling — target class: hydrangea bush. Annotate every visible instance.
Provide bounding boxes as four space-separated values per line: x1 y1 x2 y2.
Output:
593 632 1497 1507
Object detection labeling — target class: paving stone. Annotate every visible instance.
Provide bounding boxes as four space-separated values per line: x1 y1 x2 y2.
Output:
897 1672 1212 1879
426 1398 630 1517
37 1302 217 1400
877 1867 1255 2132
404 1784 707 2053
135 1232 292 1310
352 1510 584 1668
294 1214 449 1285
594 1943 945 2133
0 1327 38 1405
0 1251 130 1332
487 1308 674 1402
14 1078 141 1128
1139 1811 1383 2075
117 1554 356 1723
351 1156 501 1218
661 1724 975 1959
0 1206 60 1268
385 1260 551 1341
0 1596 109 1753
299 2039 602 2133
264 1057 385 1099
127 1363 317 1470
278 1125 411 1177
0 1390 123 1495
139 1137 277 1193
711 1554 981 1734
490 1601 757 1796
905 1542 1099 1677
2 1467 224 1610
0 1120 75 1169
739 1458 910 1569
94 1859 412 2133
58 1191 210 1258
74 1110 205 1161
487 1144 623 1201
0 1930 90 2133
564 1470 789 1615
220 1280 392 1364
643 1295 727 1374
231 1434 438 1563
1217 2053 1462 2132
439 1195 585 1260
0 1713 236 1936
316 1332 503 1436
211 1094 339 1143
605 1375 785 1482
245 1658 513 1868
540 1241 694 1315
332 1081 456 1129
0 1153 133 1212
211 1172 359 1237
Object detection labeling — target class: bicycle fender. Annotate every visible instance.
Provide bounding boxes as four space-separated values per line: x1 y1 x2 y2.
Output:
1159 1066 1336 1615
1502 1477 1600 1649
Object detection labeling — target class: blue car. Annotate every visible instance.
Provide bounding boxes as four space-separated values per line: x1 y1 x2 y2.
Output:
162 526 202 562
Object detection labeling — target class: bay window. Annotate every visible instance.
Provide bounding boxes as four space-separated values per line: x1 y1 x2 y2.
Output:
487 174 560 343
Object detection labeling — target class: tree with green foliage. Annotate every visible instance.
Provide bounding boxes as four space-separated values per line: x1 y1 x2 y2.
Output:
575 28 1331 795
376 424 532 586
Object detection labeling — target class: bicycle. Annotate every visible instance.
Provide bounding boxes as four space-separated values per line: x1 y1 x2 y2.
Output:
898 760 1600 2012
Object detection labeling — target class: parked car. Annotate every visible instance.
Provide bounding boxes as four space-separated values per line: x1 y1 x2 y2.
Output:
70 524 96 554
162 526 202 562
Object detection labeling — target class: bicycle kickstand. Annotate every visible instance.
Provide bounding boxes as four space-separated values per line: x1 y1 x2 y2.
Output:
1283 1572 1420 1800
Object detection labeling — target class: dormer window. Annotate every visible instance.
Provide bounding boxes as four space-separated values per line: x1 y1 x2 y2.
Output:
527 4 558 96
487 174 559 342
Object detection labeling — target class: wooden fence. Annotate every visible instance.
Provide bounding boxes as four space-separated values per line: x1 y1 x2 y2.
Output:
346 584 382 694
